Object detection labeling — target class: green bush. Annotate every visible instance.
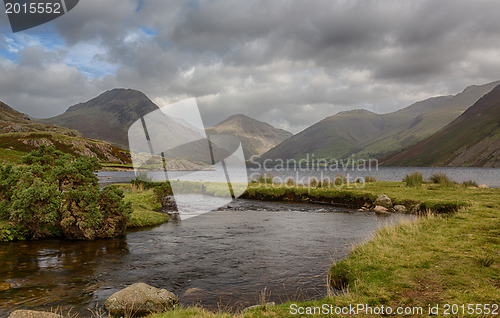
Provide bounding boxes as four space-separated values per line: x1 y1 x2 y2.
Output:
404 172 423 188
0 145 132 241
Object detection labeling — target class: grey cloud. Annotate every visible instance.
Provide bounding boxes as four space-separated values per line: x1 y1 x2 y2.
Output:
2 0 500 132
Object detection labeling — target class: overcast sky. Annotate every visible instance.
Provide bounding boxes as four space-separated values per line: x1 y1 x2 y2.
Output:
1 0 500 132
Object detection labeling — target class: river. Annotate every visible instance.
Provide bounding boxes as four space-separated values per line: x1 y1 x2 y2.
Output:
0 200 414 316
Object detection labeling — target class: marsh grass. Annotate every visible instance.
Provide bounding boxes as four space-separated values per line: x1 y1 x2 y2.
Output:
403 171 423 188
429 172 456 186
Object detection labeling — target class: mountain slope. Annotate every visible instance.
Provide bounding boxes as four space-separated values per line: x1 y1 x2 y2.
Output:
0 101 130 164
380 85 500 167
205 114 292 158
260 109 386 161
260 81 500 162
39 89 159 149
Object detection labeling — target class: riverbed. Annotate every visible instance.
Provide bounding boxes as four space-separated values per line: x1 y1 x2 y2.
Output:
0 200 414 316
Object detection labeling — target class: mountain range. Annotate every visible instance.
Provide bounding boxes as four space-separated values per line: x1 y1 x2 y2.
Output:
39 89 292 159
260 81 500 164
381 84 500 167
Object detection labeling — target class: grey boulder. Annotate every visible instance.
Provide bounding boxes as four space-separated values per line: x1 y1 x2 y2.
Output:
105 283 178 316
373 195 393 208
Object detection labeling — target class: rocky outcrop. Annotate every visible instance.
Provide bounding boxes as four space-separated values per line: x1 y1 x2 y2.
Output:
8 310 62 318
104 283 178 316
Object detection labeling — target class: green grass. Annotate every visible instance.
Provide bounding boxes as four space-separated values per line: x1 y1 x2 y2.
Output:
146 182 499 318
119 183 169 228
0 148 25 164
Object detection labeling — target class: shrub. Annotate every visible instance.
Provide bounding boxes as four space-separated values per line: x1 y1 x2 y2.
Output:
333 174 347 186
404 172 423 188
285 178 296 186
0 145 132 241
429 173 456 186
309 178 318 187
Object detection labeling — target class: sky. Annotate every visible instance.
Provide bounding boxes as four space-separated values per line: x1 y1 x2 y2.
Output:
1 0 500 133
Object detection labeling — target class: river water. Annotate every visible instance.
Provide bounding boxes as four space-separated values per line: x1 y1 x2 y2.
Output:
0 200 414 316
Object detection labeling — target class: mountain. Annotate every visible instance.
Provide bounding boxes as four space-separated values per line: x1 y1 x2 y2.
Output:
260 81 500 162
380 85 500 167
205 114 293 159
0 101 130 164
39 89 159 149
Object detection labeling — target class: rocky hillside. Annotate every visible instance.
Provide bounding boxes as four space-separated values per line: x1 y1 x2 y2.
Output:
0 101 130 164
260 81 500 162
38 89 159 149
205 114 292 159
380 85 500 167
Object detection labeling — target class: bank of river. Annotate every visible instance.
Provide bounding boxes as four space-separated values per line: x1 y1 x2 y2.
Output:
0 199 413 316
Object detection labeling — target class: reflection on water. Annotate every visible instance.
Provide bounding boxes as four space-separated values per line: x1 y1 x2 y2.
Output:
0 204 414 316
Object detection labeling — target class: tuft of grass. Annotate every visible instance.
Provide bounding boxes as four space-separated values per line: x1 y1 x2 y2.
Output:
364 176 376 183
429 172 456 186
403 172 423 188
462 179 478 187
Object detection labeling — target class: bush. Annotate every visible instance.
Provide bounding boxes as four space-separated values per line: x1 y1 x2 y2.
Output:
404 172 423 188
0 145 132 241
429 173 456 186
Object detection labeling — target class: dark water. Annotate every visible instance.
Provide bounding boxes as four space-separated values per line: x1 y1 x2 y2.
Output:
0 201 413 316
98 167 500 188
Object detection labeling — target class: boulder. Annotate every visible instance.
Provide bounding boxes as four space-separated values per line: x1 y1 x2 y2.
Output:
373 195 392 208
373 205 389 214
478 184 489 189
393 205 407 213
243 302 276 312
8 310 62 318
104 283 178 316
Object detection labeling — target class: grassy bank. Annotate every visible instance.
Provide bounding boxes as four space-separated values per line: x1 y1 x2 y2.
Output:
147 181 499 317
119 183 169 228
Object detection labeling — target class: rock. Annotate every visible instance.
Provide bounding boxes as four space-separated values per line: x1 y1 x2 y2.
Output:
478 184 489 189
8 310 62 318
411 204 421 213
104 283 178 316
393 205 407 213
357 209 364 212
373 205 390 215
183 287 206 297
0 282 11 291
243 302 276 312
373 195 392 208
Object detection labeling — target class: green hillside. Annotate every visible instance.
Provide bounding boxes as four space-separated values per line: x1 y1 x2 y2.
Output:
260 81 500 162
0 101 130 164
381 84 500 167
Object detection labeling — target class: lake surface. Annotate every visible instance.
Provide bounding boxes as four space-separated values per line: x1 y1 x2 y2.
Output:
0 201 413 316
98 166 500 188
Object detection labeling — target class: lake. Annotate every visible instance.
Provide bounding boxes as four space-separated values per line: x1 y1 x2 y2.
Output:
98 167 500 188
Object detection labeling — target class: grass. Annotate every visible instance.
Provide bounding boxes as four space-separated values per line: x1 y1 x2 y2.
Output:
145 181 499 318
119 183 169 228
403 172 423 188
